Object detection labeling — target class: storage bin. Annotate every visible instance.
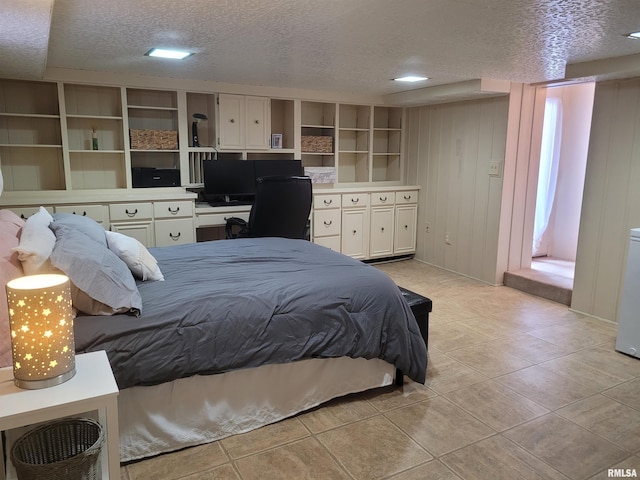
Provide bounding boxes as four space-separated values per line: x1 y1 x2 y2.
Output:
130 128 178 150
301 135 333 153
11 418 105 480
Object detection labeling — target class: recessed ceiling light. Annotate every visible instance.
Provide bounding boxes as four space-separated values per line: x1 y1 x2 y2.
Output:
393 76 429 82
145 48 193 60
626 31 640 39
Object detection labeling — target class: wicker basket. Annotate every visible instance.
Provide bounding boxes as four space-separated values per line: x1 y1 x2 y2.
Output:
11 418 105 480
301 135 333 153
130 128 178 150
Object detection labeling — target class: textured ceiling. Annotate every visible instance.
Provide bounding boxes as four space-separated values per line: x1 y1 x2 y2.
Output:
3 0 640 97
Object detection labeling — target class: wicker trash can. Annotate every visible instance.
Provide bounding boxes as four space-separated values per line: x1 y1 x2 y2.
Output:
10 418 105 480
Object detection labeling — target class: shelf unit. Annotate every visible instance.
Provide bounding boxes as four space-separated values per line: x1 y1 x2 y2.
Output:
372 106 403 182
0 80 65 191
126 88 179 182
301 101 335 171
185 92 217 184
0 78 406 196
64 84 125 189
338 104 370 183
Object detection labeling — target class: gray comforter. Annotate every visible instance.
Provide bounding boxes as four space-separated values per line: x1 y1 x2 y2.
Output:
74 238 427 389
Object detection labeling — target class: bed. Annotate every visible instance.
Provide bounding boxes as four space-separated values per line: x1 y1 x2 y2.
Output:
0 209 428 462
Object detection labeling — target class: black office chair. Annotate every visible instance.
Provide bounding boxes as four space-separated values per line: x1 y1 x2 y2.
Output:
226 175 312 239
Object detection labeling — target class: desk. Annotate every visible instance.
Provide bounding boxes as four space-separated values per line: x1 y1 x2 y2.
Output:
195 203 252 241
0 351 120 480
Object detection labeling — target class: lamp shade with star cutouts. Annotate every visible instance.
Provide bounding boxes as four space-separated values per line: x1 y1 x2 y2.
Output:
6 274 76 389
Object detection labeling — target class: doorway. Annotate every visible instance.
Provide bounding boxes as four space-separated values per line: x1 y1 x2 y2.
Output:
531 83 594 281
503 82 594 304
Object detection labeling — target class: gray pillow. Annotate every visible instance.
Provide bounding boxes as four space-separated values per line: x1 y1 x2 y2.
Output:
49 221 141 316
52 213 107 247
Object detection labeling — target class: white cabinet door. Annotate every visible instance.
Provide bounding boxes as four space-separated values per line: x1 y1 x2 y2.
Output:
217 94 269 150
341 208 369 259
394 204 417 254
370 206 395 258
245 96 270 149
217 94 244 149
110 221 155 247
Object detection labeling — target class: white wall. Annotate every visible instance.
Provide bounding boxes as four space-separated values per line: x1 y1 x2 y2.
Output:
543 83 594 261
406 96 509 284
573 77 640 322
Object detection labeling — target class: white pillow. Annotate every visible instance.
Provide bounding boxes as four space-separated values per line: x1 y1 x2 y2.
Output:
13 206 56 274
105 230 164 281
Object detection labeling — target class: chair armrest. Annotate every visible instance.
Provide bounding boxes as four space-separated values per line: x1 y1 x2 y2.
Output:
225 217 248 239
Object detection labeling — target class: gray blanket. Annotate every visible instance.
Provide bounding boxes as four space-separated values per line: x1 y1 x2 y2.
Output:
74 238 427 389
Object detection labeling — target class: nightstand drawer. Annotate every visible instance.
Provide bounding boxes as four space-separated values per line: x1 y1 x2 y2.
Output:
109 203 153 221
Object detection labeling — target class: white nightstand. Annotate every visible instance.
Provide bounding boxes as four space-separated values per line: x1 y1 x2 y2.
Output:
0 350 120 480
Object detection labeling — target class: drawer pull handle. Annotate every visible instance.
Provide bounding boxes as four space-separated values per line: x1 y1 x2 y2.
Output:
229 118 235 123
404 225 409 229
168 206 180 215
20 214 26 219
380 196 387 202
125 208 138 217
403 195 411 200
352 230 357 235
73 211 87 216
254 119 260 124
323 199 332 206
169 232 181 241
381 227 385 232
351 198 359 204
323 220 332 226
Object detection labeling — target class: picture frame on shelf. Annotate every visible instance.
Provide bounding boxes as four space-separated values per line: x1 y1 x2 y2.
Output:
271 134 283 149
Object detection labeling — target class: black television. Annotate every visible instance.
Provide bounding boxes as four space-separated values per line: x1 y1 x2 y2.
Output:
254 159 304 179
203 160 256 204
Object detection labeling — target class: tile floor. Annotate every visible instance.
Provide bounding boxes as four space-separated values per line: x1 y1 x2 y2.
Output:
120 260 640 480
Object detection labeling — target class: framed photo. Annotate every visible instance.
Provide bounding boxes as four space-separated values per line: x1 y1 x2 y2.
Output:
271 133 283 149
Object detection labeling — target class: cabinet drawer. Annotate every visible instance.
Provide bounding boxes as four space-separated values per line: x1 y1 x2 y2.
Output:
153 201 194 219
195 211 250 228
370 192 395 206
342 193 369 208
55 205 108 225
11 206 53 220
155 218 195 246
313 209 341 237
395 190 418 204
109 203 153 221
313 194 341 210
314 235 341 252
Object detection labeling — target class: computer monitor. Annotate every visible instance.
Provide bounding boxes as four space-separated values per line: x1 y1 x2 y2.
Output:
254 159 304 179
203 160 256 202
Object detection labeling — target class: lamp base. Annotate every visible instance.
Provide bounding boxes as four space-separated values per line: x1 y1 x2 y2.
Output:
14 367 76 390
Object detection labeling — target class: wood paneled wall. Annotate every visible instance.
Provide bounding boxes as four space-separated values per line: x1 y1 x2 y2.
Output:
406 97 509 284
572 78 640 322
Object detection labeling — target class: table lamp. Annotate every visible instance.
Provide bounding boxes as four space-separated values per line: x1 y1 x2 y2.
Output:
192 113 208 147
6 274 76 389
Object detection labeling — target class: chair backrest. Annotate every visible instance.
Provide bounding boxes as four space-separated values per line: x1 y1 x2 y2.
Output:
248 175 312 239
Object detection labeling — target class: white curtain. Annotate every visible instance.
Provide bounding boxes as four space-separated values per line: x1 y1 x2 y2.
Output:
533 96 562 257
